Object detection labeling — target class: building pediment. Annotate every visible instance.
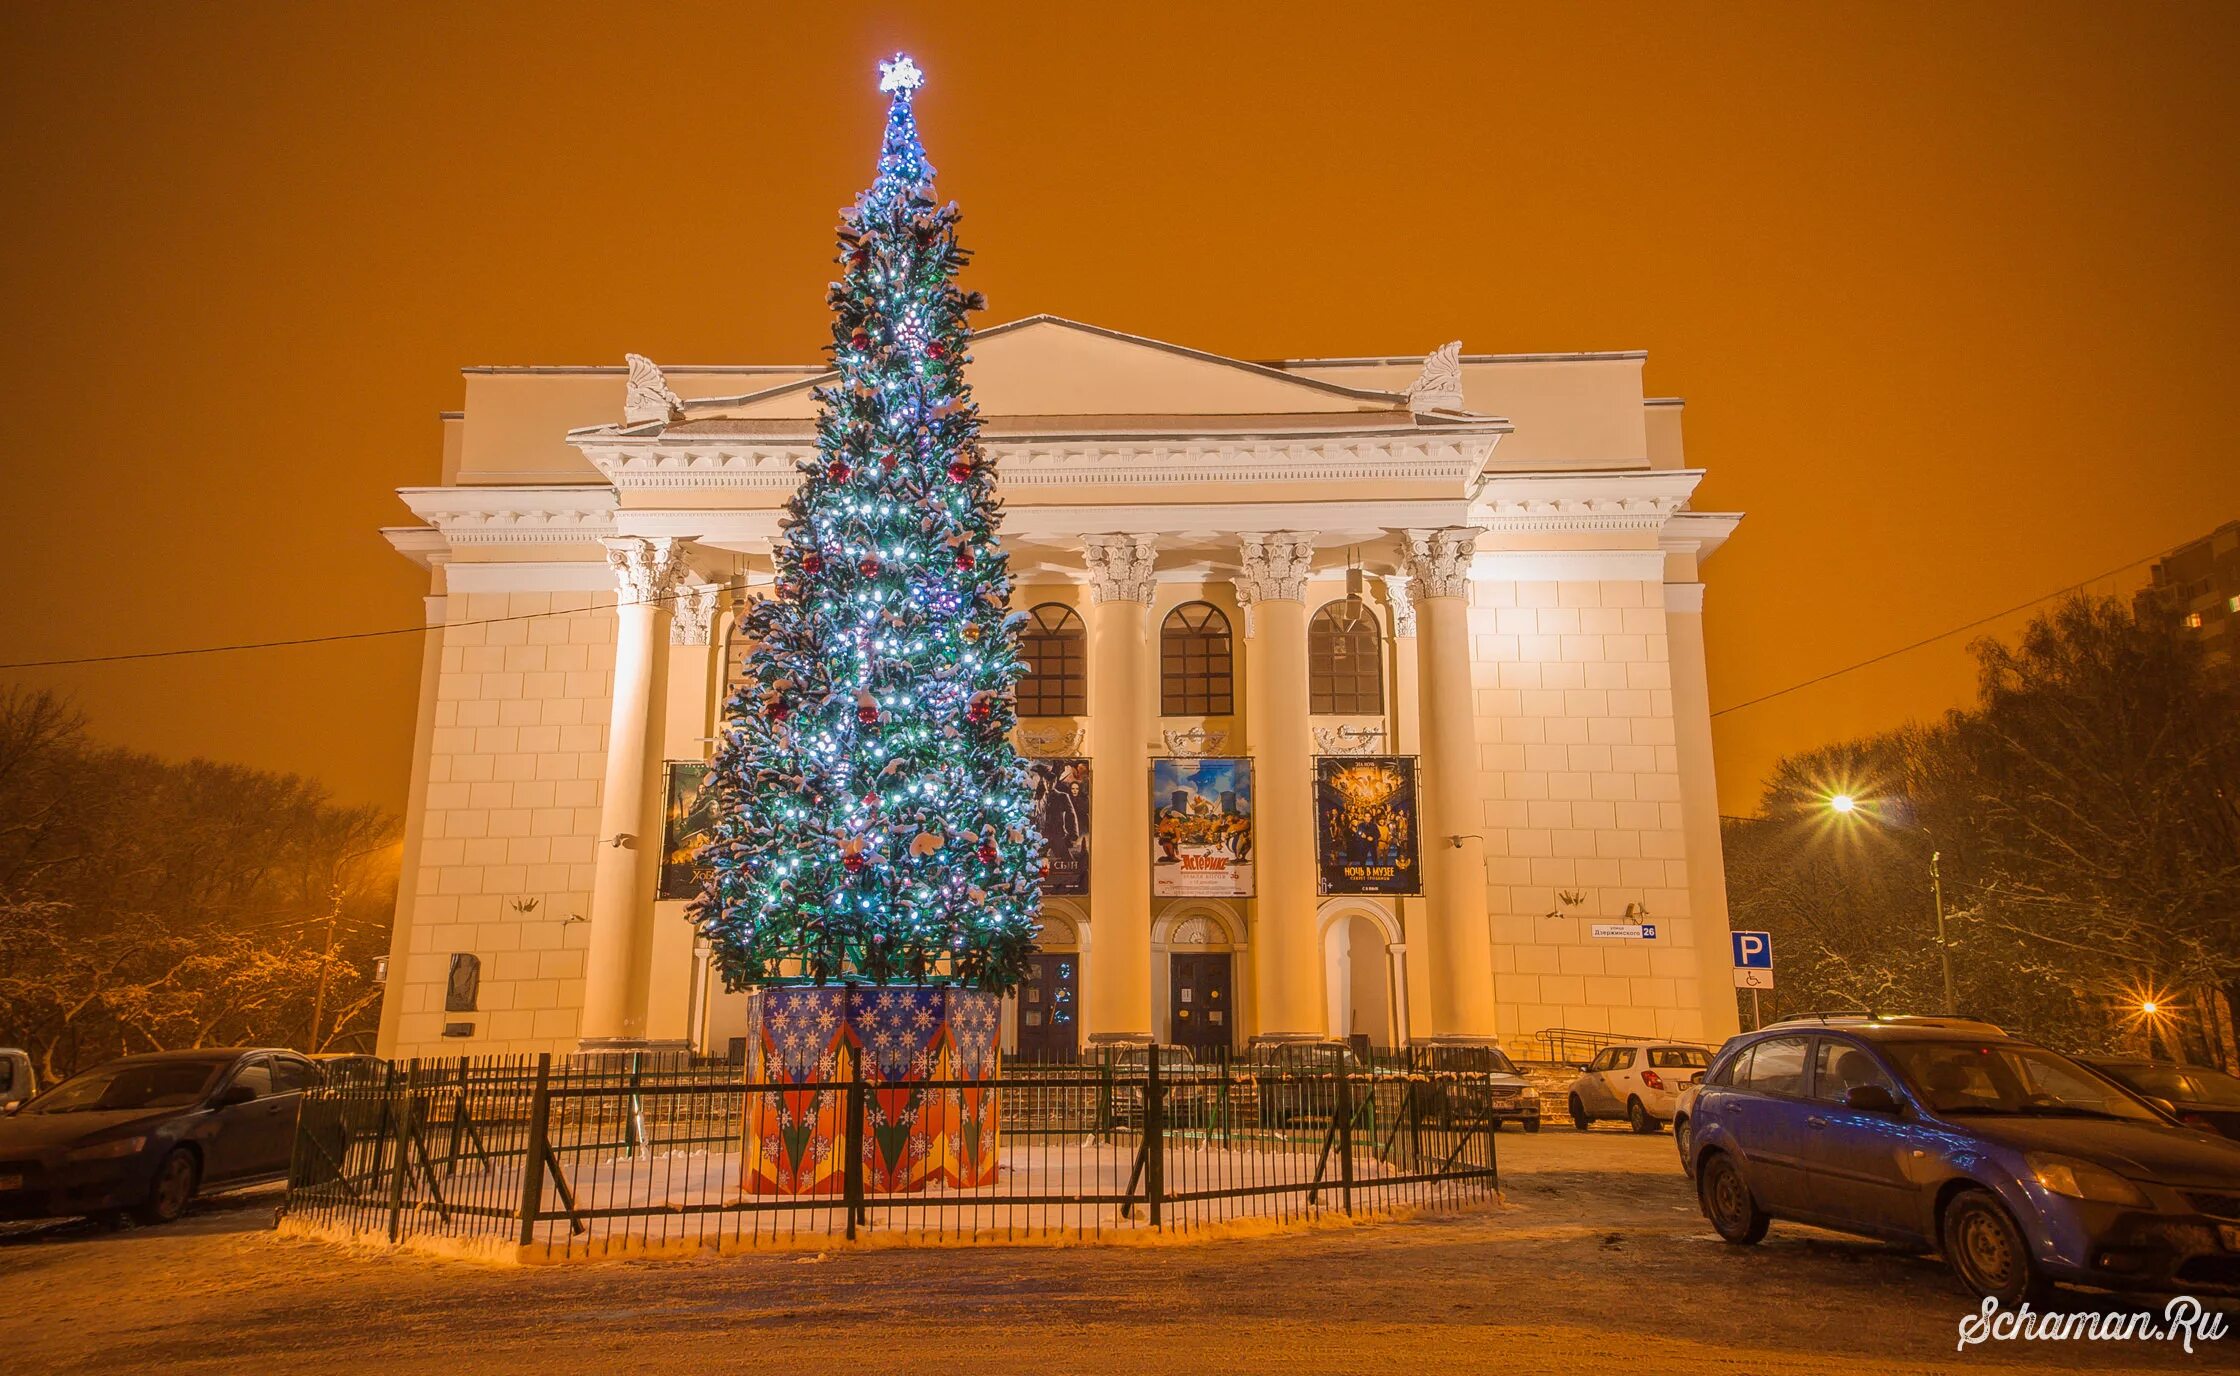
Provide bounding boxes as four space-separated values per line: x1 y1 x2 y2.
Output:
635 316 1434 429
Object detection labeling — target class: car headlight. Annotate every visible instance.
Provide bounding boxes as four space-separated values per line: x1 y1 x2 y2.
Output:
66 1135 148 1162
2027 1153 2149 1206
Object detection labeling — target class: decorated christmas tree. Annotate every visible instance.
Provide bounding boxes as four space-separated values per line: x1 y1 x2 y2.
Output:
692 55 1040 996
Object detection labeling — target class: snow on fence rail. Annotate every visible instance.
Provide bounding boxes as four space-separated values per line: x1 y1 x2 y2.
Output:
282 1049 1501 1258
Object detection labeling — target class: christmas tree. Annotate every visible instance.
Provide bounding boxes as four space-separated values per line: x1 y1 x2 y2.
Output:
692 55 1040 995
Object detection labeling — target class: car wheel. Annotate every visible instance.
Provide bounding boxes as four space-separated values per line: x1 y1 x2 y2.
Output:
1628 1098 1662 1134
136 1148 199 1225
1569 1096 1592 1131
1674 1115 1694 1174
1522 1117 1541 1134
1698 1152 1768 1244
1941 1189 2050 1308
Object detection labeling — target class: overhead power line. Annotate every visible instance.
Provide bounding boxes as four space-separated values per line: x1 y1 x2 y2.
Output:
0 584 713 672
1709 546 2174 720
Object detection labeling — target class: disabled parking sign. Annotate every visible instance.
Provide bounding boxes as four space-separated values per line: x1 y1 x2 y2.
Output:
1731 930 1773 969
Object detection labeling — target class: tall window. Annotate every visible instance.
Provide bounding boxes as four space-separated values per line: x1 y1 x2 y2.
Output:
1161 602 1234 716
1018 603 1086 716
1309 598 1383 714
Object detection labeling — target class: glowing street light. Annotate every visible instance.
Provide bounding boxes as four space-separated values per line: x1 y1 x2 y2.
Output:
1827 791 1955 1017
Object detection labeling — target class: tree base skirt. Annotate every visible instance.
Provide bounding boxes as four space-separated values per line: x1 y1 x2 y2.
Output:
741 985 1001 1196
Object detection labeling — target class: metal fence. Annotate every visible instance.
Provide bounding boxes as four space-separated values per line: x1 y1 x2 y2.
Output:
284 1047 1501 1258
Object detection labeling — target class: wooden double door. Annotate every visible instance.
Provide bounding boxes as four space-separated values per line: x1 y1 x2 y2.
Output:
1168 952 1234 1055
1014 952 1078 1062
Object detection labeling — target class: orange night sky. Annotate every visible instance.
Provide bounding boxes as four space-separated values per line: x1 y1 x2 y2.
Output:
3 2 2236 819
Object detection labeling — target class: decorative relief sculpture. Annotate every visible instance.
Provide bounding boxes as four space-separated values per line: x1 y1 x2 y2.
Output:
670 582 721 645
1161 727 1228 756
1235 531 1315 603
1080 533 1159 603
1400 527 1479 599
1375 571 1417 637
1406 341 1465 414
1312 724 1386 755
602 535 687 607
624 353 686 425
1017 724 1085 757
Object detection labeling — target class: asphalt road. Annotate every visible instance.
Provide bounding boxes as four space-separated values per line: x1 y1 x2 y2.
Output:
3 1127 2230 1374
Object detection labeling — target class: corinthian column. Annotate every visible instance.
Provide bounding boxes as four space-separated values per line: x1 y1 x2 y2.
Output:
1402 527 1498 1039
1235 531 1321 1039
581 536 686 1047
1080 534 1158 1044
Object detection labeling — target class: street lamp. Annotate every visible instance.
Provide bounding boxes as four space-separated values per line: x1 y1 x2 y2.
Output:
1827 794 1955 1018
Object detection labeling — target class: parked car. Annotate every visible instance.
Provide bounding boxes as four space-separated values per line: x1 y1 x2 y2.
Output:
0 1049 35 1114
1416 1042 1542 1132
1688 1014 2240 1305
1567 1040 1712 1133
2084 1059 2240 1141
0 1048 319 1225
1673 1077 1704 1174
1241 1039 1369 1130
308 1052 388 1088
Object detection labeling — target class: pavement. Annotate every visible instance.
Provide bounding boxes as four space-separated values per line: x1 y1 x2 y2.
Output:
2 1126 2231 1374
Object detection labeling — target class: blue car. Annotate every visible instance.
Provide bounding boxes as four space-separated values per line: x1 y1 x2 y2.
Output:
1688 1015 2240 1305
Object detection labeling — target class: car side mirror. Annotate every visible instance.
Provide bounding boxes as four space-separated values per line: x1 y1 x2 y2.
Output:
212 1084 258 1108
2147 1096 2180 1120
1845 1084 1901 1114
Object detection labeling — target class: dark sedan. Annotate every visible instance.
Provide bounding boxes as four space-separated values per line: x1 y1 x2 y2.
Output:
2086 1059 2240 1141
0 1048 318 1225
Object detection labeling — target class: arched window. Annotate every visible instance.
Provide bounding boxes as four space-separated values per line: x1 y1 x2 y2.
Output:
1018 603 1086 717
1309 598 1383 715
1161 602 1234 716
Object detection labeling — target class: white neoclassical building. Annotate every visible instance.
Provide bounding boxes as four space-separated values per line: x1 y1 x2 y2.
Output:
373 317 1744 1063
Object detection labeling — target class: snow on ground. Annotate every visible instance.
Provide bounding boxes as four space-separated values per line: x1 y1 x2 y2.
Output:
285 1134 1487 1259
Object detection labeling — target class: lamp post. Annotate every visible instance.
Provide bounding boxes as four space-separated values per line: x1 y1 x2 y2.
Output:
1828 794 1955 1018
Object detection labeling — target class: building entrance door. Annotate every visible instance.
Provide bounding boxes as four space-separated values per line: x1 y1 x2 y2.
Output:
1015 952 1078 1062
1168 952 1234 1055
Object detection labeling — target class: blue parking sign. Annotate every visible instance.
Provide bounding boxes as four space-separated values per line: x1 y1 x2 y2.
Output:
1731 930 1773 969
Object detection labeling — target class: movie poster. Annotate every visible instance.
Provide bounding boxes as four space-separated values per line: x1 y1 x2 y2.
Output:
659 761 717 901
1151 757 1255 897
1028 759 1091 896
1314 756 1422 896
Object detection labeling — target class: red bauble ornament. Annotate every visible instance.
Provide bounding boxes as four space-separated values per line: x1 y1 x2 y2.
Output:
800 552 823 575
947 459 972 482
976 842 999 866
880 452 897 470
857 703 880 725
849 328 870 350
927 341 949 360
955 547 975 570
858 555 880 576
843 853 867 873
827 460 851 482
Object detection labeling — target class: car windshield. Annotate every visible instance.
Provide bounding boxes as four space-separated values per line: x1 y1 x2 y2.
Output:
1890 1042 2159 1121
2117 1065 2240 1108
23 1060 226 1114
1649 1047 1709 1069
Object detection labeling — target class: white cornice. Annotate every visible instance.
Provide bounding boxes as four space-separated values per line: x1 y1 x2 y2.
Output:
1469 470 1705 534
381 527 450 569
396 485 617 545
573 431 1505 492
1661 510 1744 563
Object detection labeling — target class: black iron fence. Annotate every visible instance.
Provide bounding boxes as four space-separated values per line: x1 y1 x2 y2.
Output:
284 1047 1501 1258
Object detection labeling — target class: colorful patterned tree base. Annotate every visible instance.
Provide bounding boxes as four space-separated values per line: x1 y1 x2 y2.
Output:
743 985 1001 1195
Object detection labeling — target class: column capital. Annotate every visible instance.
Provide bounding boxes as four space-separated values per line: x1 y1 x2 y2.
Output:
1080 533 1159 604
1374 571 1417 637
602 536 687 608
670 582 721 645
1233 531 1316 604
1399 527 1479 600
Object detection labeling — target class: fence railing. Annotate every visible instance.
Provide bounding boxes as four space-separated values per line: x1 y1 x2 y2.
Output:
284 1047 1502 1258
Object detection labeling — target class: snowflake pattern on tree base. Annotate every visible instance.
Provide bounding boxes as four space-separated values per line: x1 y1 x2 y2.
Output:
741 984 1001 1196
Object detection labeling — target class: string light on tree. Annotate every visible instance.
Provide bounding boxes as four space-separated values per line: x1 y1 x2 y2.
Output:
690 53 1041 994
